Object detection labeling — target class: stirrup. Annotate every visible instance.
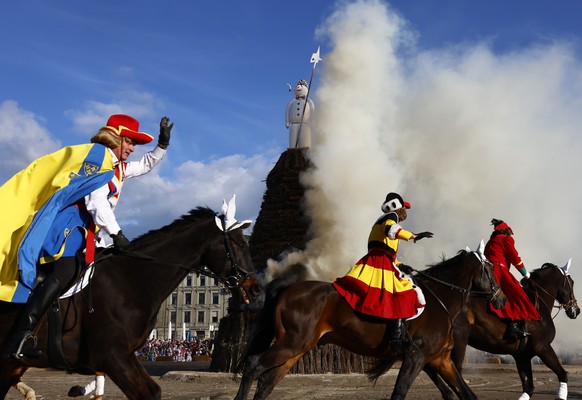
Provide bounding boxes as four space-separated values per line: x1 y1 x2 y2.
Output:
12 333 43 362
404 338 423 354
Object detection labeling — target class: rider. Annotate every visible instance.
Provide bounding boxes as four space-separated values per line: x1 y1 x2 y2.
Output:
333 192 433 354
0 114 173 362
484 218 540 339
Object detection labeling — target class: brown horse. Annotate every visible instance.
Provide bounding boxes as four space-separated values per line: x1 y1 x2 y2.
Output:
0 203 259 400
417 261 579 400
234 249 507 400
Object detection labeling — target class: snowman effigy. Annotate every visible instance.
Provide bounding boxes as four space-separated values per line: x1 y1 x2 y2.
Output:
285 79 315 149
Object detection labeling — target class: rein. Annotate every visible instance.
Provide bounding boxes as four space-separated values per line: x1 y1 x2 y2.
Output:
527 271 578 319
414 258 501 302
92 218 252 293
410 256 503 322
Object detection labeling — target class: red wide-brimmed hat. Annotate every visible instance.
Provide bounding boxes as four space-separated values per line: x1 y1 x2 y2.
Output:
104 114 153 145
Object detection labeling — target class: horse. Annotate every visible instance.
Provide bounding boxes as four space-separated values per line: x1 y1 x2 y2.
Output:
0 201 260 400
234 249 507 400
417 260 580 400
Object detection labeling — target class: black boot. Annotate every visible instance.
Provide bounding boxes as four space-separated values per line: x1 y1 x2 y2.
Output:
389 319 422 355
506 320 529 339
2 275 62 362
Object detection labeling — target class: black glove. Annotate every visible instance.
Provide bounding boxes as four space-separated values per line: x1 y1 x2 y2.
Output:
398 264 415 275
111 230 130 251
413 231 433 243
158 116 173 149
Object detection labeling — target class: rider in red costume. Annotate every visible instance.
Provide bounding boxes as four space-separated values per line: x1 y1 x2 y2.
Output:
484 218 540 339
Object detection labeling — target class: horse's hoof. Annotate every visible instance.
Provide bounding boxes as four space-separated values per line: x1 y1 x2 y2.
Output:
68 385 86 397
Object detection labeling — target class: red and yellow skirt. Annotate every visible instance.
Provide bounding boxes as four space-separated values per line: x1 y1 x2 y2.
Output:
333 249 422 319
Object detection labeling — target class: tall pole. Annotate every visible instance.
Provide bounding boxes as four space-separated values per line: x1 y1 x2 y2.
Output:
295 46 322 148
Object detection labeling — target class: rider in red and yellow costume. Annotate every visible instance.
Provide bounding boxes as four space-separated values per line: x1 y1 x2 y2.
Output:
333 192 433 353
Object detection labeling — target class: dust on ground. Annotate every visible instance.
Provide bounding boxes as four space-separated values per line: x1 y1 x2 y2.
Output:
5 362 582 399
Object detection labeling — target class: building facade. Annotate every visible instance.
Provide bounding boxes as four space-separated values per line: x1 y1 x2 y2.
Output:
151 272 231 340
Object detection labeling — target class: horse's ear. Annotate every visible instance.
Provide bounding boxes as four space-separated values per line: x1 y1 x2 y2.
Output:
561 257 572 274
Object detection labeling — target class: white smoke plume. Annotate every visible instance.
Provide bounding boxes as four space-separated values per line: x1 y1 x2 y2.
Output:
268 0 582 353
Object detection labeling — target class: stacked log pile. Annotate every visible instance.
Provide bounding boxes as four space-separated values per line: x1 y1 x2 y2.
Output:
210 149 370 374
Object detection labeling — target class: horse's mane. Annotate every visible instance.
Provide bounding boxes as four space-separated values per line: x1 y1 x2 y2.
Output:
415 250 470 281
131 206 216 247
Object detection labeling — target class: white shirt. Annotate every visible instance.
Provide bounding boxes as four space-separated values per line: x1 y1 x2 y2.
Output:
84 145 166 247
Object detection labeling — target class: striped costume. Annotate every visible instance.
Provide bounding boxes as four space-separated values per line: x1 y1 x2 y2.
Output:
333 212 424 319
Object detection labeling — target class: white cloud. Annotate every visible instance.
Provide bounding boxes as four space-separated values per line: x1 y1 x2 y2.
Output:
111 153 273 240
0 100 61 183
64 90 164 136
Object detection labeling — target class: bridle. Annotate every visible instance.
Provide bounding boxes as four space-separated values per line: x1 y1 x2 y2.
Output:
216 214 258 303
93 216 258 304
528 266 579 318
415 256 503 306
409 252 504 351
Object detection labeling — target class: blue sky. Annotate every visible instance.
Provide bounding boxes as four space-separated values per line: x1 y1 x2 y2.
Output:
2 0 582 253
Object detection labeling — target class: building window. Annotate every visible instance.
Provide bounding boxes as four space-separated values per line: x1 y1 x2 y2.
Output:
200 275 206 286
212 292 219 305
170 311 176 324
185 293 192 305
170 292 177 305
186 275 192 287
198 292 205 305
184 311 191 324
196 330 205 338
198 311 205 323
213 278 219 286
211 310 219 323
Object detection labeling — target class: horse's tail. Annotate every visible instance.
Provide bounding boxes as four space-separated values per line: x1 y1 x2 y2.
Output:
366 357 398 384
233 270 301 374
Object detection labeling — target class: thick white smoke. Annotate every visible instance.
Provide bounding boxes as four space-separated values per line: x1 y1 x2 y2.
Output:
270 0 582 353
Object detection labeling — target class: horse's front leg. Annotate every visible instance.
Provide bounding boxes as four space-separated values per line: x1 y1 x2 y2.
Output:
100 353 161 400
422 364 457 400
514 354 535 400
390 354 426 400
235 353 264 400
426 357 476 400
534 346 569 400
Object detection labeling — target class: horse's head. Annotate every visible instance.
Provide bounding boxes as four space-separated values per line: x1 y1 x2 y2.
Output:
467 244 507 310
534 262 580 319
473 256 507 310
419 250 506 310
200 196 261 305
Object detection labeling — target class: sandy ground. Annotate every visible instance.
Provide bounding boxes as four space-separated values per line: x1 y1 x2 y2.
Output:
4 362 582 399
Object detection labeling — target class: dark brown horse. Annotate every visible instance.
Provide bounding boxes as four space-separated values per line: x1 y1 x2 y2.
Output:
234 249 507 400
418 261 579 400
0 203 259 400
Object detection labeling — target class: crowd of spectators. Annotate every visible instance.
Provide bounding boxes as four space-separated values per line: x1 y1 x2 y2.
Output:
137 338 214 361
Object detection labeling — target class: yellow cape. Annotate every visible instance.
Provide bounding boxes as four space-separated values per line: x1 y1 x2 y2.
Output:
0 144 114 302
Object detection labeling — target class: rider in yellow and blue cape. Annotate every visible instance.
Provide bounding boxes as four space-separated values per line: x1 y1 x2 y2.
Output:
0 114 173 363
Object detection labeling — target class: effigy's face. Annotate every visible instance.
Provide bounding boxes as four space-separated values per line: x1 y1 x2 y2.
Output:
295 84 308 97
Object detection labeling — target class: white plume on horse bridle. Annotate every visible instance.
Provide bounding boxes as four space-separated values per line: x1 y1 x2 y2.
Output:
560 257 572 275
215 194 252 232
468 239 487 263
